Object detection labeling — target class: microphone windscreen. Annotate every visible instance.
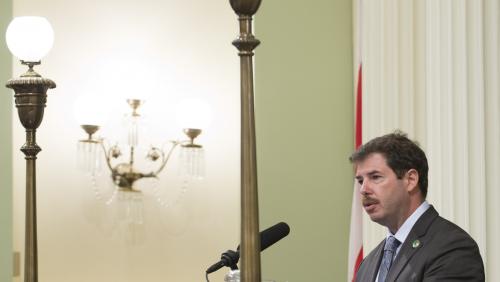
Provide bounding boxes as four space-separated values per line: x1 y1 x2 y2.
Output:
260 222 290 251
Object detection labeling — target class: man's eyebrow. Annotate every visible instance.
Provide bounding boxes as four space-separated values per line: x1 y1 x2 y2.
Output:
366 170 382 176
355 170 382 178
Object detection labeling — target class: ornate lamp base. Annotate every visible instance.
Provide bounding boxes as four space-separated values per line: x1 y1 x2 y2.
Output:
6 66 56 282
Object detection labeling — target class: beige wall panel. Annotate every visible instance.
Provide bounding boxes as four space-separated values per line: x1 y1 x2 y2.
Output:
11 0 241 281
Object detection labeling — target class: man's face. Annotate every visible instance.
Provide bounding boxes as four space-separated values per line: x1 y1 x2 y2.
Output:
355 153 411 232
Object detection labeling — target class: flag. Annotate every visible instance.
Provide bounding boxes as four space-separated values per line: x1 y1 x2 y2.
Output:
347 64 363 282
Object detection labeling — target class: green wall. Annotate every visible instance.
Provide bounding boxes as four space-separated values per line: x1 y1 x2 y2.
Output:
0 0 13 280
255 1 354 281
0 1 353 280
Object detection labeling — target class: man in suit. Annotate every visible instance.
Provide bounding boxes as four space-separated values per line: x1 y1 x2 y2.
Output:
350 132 484 282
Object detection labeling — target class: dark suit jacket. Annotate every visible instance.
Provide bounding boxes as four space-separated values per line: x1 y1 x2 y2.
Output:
355 206 484 282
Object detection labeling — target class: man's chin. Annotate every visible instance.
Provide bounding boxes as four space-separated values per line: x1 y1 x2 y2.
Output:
367 213 384 224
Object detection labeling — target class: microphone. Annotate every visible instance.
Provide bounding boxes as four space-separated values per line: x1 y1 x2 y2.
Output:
206 222 290 274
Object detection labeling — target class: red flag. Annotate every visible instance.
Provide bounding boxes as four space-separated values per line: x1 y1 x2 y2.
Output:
347 65 363 282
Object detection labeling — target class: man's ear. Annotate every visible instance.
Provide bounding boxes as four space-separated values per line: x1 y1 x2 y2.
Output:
406 169 420 193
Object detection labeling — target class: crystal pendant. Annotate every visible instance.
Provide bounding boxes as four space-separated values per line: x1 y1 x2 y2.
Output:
178 146 205 179
125 115 140 147
77 141 101 173
114 189 144 226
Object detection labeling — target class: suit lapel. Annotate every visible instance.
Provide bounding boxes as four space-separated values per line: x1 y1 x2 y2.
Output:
360 241 385 282
386 206 439 282
385 236 420 281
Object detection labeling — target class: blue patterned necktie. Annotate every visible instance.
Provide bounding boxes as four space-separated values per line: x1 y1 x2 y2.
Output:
378 236 401 282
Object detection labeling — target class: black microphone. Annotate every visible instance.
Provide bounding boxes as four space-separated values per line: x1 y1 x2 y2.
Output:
206 222 290 274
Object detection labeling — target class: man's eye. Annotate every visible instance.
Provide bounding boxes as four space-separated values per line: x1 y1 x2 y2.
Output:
357 179 363 185
371 175 382 181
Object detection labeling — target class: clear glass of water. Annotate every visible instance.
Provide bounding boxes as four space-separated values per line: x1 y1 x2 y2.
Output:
224 270 276 282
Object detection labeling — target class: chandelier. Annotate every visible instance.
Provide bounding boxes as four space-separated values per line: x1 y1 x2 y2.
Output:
75 97 207 226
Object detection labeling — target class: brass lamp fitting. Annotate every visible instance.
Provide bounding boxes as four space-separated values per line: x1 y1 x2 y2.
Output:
80 124 100 142
6 63 56 282
127 99 144 117
182 128 202 148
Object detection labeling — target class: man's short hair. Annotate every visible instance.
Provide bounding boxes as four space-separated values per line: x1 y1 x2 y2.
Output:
349 131 429 198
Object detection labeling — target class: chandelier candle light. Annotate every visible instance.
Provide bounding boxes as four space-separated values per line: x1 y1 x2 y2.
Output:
5 16 56 282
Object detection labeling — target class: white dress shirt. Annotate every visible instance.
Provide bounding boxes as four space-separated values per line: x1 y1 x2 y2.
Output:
375 201 430 282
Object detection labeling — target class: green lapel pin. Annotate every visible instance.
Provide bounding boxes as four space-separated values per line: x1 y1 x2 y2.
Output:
412 239 421 249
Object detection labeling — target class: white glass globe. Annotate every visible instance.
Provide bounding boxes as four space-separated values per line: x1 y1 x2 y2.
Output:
73 95 111 126
175 98 213 130
5 16 54 62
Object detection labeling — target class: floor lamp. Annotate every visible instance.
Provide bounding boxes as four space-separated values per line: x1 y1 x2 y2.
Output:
5 16 56 282
229 0 263 281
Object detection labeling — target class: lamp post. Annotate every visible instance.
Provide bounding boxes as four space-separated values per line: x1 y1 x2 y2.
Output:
229 0 262 281
5 16 56 282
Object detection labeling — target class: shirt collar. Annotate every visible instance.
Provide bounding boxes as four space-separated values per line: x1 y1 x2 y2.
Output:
387 201 430 244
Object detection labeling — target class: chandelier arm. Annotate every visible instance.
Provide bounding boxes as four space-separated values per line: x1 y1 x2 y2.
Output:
99 139 114 172
153 141 180 175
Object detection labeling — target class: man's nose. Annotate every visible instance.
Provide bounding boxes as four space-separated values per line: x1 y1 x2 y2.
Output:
359 181 370 195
